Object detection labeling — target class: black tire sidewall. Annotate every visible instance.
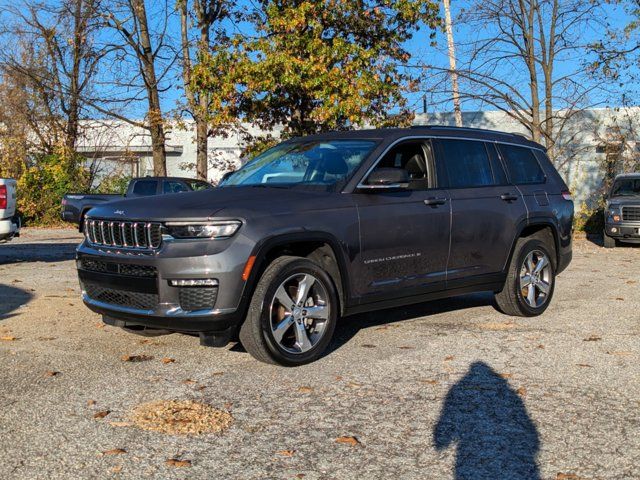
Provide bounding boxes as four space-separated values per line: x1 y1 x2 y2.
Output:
513 239 556 316
258 259 338 366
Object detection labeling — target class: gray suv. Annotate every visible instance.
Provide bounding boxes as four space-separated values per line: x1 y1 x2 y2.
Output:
76 127 574 365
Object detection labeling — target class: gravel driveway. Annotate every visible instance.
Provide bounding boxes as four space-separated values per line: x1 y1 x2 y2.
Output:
0 229 639 480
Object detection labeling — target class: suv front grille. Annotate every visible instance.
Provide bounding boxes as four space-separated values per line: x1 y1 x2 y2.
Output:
85 218 162 250
83 281 158 310
79 259 157 278
622 206 640 222
179 287 218 312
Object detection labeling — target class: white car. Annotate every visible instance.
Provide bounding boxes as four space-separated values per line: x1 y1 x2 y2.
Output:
0 178 20 242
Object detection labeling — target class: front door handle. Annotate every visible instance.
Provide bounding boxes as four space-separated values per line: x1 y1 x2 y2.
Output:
424 197 447 206
500 193 519 202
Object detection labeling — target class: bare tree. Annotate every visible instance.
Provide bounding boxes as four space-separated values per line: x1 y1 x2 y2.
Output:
97 0 178 176
0 0 102 154
178 0 234 180
423 0 605 166
442 0 462 127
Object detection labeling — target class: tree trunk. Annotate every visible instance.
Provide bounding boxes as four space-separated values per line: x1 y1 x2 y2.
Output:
196 116 208 179
133 0 167 176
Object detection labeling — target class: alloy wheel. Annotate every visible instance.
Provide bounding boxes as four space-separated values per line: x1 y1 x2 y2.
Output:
269 273 330 354
519 250 553 308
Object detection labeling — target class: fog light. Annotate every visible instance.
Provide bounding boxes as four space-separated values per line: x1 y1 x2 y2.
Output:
611 227 618 233
169 279 218 287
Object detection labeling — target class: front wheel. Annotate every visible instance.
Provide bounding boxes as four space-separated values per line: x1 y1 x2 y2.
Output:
603 231 616 248
495 238 556 317
239 256 338 366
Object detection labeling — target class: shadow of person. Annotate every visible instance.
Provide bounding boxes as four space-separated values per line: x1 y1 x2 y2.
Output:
434 362 541 480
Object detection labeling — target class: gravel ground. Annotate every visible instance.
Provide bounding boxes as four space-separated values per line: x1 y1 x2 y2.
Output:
0 228 639 480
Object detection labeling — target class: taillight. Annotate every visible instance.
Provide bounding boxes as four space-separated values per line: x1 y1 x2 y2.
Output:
0 185 7 210
561 190 572 201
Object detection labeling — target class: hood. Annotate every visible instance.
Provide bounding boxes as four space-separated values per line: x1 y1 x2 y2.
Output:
86 186 343 222
607 195 640 208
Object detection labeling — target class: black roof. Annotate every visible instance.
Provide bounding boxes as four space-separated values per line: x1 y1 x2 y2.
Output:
289 126 544 151
132 176 211 183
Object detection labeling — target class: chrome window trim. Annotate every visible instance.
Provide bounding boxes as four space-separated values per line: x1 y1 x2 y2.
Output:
355 135 545 190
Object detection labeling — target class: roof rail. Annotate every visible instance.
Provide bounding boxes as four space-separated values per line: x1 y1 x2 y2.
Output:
410 125 529 140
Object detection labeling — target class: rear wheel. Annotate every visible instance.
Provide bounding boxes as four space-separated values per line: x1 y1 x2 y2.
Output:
495 238 556 317
239 256 338 366
603 231 616 248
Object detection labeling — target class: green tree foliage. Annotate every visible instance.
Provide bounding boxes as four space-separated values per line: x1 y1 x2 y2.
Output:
17 154 89 225
193 0 440 151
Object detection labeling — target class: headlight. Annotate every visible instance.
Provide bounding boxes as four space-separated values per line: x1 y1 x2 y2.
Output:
165 221 241 239
607 206 621 222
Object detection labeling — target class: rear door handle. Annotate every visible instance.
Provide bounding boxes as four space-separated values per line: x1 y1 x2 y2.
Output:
424 197 447 206
500 193 519 202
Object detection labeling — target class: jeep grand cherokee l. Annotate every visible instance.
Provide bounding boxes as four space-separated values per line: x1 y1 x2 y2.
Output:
76 126 574 365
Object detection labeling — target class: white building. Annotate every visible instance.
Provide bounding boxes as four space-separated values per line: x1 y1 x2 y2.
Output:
77 107 640 206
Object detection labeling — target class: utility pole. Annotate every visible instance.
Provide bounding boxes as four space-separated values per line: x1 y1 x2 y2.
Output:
443 0 462 127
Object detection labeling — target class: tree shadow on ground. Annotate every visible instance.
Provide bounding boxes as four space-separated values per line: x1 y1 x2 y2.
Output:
434 361 541 480
0 284 34 320
0 242 79 265
328 292 495 353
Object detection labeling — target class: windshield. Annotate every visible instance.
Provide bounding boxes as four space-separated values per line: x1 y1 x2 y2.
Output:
220 140 377 189
611 178 640 197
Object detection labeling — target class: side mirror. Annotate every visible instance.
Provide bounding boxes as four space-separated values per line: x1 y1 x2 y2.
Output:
360 168 409 190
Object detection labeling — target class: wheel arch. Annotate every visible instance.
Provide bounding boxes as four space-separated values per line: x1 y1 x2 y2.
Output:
504 218 560 273
241 232 352 317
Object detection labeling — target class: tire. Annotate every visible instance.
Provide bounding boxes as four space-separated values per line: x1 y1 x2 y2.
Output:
239 256 339 366
603 231 616 249
494 238 556 317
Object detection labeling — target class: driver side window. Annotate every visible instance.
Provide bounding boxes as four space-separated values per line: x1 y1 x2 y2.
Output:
372 141 431 190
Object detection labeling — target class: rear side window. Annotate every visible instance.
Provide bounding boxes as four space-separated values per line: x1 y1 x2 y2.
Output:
499 145 545 184
163 181 189 194
187 180 212 191
436 139 495 188
132 180 157 196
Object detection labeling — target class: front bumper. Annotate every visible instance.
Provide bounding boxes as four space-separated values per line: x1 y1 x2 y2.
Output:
605 221 640 243
76 234 254 333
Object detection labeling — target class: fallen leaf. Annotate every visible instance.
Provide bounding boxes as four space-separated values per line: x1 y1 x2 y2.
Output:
102 448 127 456
296 475 305 479
420 379 438 385
614 297 625 301
109 421 133 427
182 378 196 384
44 370 60 377
87 399 97 406
556 474 581 480
398 346 414 350
0 336 17 341
131 400 233 435
536 344 545 349
583 335 602 342
335 436 360 446
444 355 454 361
223 402 233 410
517 387 527 396
161 357 175 364
276 449 295 457
361 344 377 348
347 382 363 388
165 459 191 468
94 410 111 419
121 354 153 362
499 373 513 379
111 465 123 473
95 323 105 329
576 364 592 368
297 386 313 393
626 280 637 284
12 279 22 283
211 371 224 376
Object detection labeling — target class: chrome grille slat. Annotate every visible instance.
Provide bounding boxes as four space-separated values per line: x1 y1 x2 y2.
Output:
622 206 640 222
84 218 162 251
